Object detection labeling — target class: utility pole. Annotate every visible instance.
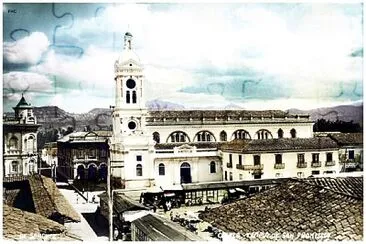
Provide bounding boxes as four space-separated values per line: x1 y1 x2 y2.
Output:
107 141 113 241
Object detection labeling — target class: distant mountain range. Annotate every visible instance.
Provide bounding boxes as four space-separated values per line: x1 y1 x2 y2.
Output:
5 100 363 132
146 99 185 110
287 104 363 124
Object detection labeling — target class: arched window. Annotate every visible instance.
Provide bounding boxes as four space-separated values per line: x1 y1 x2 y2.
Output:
290 128 297 138
220 131 227 141
181 162 191 168
126 91 130 103
77 165 85 180
153 132 160 143
29 159 35 174
210 161 216 173
27 136 35 152
158 163 165 176
136 164 142 176
278 129 284 138
255 129 273 140
24 138 27 151
167 131 190 143
11 161 18 173
9 137 18 149
132 91 137 103
195 131 215 142
88 164 97 180
232 130 251 140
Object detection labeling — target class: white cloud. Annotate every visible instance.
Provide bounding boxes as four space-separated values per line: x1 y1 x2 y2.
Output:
162 91 230 109
47 92 113 113
31 46 117 94
236 98 363 111
5 4 361 113
3 32 49 64
49 94 65 108
3 71 53 93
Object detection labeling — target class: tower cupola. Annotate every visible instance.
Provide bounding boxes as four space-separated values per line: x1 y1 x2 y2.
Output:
117 32 140 65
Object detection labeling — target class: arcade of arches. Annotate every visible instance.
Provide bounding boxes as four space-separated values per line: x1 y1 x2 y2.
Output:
76 163 108 182
154 128 297 143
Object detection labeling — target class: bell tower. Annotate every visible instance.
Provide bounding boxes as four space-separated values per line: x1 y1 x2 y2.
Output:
111 32 155 189
114 32 146 111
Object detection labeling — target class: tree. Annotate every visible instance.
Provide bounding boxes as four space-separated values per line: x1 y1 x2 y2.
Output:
313 119 362 133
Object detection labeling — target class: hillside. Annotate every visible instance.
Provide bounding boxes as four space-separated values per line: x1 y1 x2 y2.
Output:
288 104 363 124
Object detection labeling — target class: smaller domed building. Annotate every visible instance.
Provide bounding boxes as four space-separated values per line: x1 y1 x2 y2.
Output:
3 95 40 177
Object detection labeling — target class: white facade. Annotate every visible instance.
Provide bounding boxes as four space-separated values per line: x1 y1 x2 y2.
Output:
110 32 155 188
41 142 58 167
222 149 340 181
111 33 316 189
3 95 39 177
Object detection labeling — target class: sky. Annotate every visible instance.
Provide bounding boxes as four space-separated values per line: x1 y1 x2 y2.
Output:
2 2 363 113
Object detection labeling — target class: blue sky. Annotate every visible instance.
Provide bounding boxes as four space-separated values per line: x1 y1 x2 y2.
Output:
3 3 363 113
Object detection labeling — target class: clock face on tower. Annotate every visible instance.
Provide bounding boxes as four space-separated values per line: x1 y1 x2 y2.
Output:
126 79 136 89
128 121 137 130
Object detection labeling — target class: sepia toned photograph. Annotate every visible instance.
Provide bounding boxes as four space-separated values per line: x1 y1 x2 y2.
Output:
2 1 363 242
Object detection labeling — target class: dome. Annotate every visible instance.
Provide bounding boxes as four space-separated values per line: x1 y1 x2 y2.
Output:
117 49 140 64
125 32 133 37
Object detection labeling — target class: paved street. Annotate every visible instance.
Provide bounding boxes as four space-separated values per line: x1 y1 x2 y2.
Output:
59 188 108 241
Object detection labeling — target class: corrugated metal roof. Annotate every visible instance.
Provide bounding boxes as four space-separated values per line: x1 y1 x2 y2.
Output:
132 214 203 241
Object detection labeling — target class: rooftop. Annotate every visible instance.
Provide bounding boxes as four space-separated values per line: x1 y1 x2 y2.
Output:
149 110 296 118
301 177 363 199
14 94 32 108
328 133 363 146
132 213 203 241
3 205 66 240
199 177 363 241
3 174 81 223
58 130 112 143
147 110 311 125
220 137 339 153
99 192 149 215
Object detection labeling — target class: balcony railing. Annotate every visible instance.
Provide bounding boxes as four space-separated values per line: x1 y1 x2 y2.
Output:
297 162 307 168
325 161 336 166
311 161 322 168
274 163 285 169
236 164 264 170
226 162 233 168
344 162 357 169
7 149 20 155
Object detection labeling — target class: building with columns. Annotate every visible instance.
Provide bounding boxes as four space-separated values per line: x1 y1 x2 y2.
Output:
3 95 40 177
110 32 322 189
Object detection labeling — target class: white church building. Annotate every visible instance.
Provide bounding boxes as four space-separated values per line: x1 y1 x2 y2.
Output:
110 32 334 189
